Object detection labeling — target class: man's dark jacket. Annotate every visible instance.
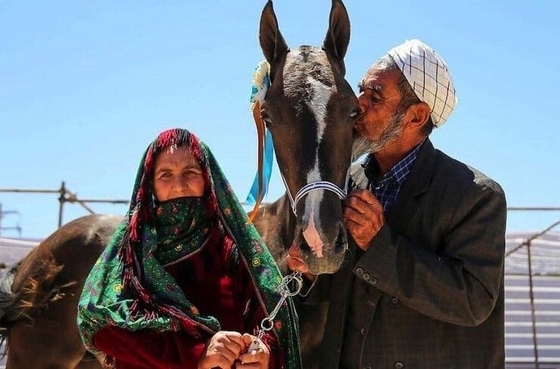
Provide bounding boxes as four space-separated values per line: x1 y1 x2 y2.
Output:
307 139 507 369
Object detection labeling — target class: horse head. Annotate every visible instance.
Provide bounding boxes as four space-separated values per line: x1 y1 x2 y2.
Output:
258 0 359 274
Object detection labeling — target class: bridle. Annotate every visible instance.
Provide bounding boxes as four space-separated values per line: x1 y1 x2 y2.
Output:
279 170 349 216
245 61 350 219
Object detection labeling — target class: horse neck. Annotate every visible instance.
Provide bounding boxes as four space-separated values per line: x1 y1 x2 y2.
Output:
252 193 297 274
276 193 297 250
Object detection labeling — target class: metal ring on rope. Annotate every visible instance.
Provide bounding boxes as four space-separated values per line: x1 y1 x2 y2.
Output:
248 271 304 353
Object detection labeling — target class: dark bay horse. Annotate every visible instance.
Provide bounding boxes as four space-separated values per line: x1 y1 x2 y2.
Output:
250 2 357 365
0 1 357 367
255 0 357 277
0 215 122 368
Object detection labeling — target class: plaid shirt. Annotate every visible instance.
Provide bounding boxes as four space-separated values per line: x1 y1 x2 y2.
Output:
363 140 425 212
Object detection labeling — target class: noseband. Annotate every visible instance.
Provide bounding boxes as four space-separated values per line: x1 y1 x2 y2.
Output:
280 171 349 216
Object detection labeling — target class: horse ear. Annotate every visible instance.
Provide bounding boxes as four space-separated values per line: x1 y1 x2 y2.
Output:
323 0 351 75
259 0 288 82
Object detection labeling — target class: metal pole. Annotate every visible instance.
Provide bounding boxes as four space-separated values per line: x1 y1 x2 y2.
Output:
507 207 560 211
526 240 540 368
0 188 60 194
0 203 21 237
0 184 129 230
62 187 96 215
58 181 66 228
71 199 129 204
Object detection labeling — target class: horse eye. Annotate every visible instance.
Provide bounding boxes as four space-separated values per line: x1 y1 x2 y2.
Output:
349 107 361 119
261 113 273 128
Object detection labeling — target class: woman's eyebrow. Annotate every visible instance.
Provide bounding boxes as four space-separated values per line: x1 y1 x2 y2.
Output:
155 166 172 174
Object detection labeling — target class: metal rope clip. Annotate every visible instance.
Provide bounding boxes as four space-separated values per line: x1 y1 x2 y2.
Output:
248 271 303 352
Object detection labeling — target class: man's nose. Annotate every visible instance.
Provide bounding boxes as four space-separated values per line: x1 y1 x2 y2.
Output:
357 94 368 114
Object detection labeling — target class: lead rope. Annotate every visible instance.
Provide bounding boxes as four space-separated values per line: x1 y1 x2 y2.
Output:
247 271 304 352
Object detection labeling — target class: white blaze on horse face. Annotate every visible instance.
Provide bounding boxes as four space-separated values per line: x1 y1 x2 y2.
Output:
283 48 337 258
302 168 327 258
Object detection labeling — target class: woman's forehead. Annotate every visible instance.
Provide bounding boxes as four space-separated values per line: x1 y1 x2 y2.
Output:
157 145 198 164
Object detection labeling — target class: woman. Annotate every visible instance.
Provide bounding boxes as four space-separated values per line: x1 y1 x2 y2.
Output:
77 128 301 369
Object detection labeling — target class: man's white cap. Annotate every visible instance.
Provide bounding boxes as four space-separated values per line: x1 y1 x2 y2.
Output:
387 39 457 128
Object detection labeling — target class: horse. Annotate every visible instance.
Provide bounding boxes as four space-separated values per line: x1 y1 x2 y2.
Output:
0 214 122 368
0 1 358 367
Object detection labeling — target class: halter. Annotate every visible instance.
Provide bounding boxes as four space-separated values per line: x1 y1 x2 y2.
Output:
245 60 350 218
279 169 349 216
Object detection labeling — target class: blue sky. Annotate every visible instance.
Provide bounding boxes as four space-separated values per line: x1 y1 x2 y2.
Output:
1 0 559 239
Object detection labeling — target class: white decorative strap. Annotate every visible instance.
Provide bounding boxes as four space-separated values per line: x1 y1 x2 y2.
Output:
281 167 350 216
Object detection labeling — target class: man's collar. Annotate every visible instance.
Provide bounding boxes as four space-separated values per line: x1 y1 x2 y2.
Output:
363 139 426 184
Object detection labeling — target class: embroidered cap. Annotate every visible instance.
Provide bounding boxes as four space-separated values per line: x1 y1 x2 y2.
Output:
387 39 457 128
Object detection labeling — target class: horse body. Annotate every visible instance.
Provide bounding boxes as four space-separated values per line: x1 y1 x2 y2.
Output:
1 214 121 369
0 1 356 367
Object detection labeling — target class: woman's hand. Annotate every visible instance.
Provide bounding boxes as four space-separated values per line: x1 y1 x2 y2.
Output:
198 331 245 369
236 333 270 368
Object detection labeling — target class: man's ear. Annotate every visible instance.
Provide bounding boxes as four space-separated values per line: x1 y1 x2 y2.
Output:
405 102 431 130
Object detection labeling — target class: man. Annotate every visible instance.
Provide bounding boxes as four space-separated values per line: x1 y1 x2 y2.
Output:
289 39 507 368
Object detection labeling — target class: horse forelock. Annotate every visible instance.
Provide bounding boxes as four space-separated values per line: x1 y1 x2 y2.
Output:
283 46 337 165
283 47 337 126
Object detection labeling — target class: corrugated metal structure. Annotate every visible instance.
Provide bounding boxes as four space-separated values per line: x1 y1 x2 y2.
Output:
505 231 560 368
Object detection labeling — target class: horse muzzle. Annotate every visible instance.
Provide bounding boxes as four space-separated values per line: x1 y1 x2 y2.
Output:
293 222 348 275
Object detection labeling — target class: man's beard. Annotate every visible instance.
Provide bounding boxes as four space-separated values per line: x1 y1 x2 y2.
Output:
351 111 405 161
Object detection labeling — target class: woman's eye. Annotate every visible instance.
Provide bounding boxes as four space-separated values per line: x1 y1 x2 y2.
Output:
184 170 201 177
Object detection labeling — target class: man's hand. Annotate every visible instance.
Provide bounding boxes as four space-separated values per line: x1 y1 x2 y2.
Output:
343 189 385 250
236 333 270 368
198 331 245 369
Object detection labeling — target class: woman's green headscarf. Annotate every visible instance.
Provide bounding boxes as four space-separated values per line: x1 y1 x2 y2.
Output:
77 128 302 368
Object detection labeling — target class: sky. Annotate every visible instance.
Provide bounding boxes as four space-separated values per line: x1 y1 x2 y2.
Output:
1 0 559 239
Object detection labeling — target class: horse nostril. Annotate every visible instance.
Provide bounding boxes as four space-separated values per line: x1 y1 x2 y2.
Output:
335 223 348 252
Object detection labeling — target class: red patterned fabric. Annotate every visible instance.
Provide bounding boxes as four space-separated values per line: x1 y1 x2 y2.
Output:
93 327 206 369
92 241 279 368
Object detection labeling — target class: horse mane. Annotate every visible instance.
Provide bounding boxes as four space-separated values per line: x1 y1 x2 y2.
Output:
0 249 71 326
0 248 73 357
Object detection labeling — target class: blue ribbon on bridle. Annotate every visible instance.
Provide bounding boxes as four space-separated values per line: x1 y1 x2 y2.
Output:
245 130 274 206
245 61 273 211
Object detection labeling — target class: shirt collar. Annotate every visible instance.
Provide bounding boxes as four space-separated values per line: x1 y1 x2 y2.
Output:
363 139 426 186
